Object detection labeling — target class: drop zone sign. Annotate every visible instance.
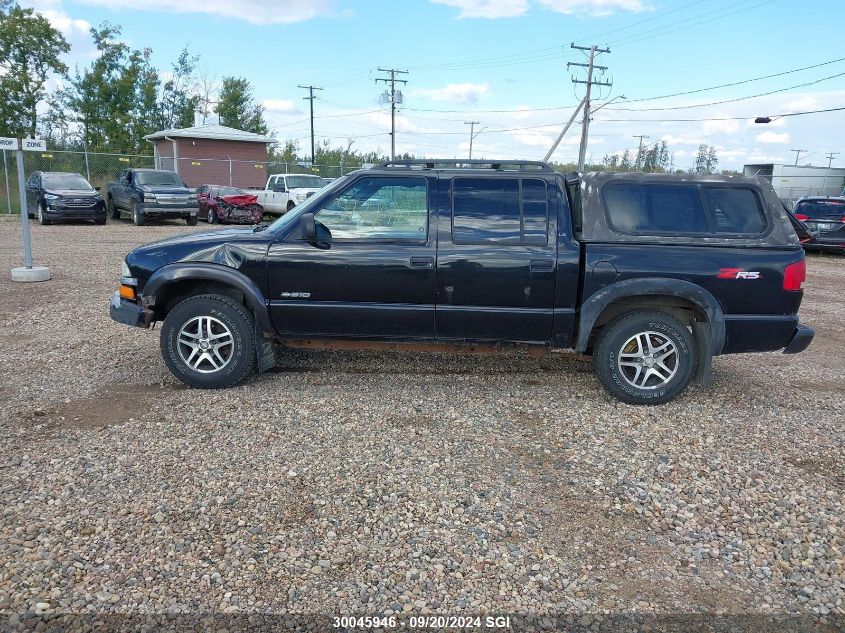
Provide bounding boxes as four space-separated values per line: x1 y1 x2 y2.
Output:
0 138 47 151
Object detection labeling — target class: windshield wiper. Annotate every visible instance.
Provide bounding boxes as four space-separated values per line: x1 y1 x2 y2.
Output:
252 222 270 232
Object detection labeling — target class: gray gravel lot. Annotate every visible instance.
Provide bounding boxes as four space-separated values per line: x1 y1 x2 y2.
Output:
0 217 843 630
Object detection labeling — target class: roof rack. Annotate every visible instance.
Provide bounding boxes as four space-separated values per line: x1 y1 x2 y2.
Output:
373 159 554 173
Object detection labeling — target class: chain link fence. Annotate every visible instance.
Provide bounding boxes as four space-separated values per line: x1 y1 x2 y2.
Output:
0 149 369 215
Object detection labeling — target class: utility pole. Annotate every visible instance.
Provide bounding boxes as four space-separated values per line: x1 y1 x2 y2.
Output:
298 84 323 166
825 151 839 168
823 152 839 195
790 148 806 165
570 43 611 171
376 68 408 160
633 135 650 171
464 121 483 159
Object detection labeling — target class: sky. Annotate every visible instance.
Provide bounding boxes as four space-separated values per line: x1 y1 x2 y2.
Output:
20 0 845 169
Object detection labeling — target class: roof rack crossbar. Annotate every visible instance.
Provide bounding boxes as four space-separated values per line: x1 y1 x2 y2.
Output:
373 159 554 172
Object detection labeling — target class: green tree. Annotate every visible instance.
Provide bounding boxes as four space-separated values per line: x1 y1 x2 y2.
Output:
620 150 632 171
215 77 268 134
0 2 69 137
160 46 199 129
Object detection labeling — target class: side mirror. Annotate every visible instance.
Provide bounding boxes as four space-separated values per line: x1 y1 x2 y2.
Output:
301 212 316 242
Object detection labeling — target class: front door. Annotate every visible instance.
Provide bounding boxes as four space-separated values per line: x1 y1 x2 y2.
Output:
267 174 437 339
435 176 558 343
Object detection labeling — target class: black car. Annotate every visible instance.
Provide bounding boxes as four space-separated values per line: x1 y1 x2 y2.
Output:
109 161 813 405
26 171 106 225
792 196 845 253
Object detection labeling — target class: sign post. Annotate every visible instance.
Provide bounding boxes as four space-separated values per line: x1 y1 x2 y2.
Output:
10 138 51 283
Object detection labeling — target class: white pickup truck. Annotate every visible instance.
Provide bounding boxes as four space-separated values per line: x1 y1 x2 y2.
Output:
251 174 327 215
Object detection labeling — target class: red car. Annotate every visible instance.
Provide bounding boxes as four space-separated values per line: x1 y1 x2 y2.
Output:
196 185 264 225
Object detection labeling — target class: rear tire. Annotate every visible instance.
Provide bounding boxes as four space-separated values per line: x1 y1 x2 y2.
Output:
107 196 120 220
160 294 256 389
594 310 696 405
132 202 145 226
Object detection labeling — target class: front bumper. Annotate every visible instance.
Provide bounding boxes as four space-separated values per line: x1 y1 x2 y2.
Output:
45 203 106 220
783 324 814 354
109 291 154 328
140 203 198 218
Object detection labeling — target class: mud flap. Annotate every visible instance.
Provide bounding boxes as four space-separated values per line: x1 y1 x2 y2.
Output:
255 318 278 372
693 321 712 388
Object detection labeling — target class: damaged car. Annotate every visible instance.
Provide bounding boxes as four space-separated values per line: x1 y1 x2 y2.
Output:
197 185 264 225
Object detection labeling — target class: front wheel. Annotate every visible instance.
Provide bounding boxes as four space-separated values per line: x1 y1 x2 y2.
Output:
594 310 696 405
160 294 256 389
37 203 50 225
107 196 120 220
186 215 198 226
132 202 145 226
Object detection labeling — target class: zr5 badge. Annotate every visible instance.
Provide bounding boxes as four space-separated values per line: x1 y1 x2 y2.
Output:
717 268 761 280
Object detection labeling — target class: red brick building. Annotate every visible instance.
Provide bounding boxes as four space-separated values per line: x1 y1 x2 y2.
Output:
144 123 274 189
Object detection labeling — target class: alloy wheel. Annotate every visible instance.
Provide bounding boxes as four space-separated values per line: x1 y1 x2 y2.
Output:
177 315 234 373
617 330 679 390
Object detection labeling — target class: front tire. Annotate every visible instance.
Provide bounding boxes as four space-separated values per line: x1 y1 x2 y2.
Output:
107 196 120 220
37 203 50 225
160 294 255 389
594 310 696 405
207 209 217 224
186 215 198 226
132 202 145 226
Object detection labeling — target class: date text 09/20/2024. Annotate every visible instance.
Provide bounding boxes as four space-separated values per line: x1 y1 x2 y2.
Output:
333 615 512 629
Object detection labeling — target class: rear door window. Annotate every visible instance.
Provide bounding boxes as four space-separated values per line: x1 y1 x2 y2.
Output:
704 188 766 234
451 177 548 245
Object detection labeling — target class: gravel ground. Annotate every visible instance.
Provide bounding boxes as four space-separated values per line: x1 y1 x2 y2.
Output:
0 217 843 631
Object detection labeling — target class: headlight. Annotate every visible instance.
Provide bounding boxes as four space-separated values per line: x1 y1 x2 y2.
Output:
144 192 157 203
295 193 306 202
44 194 60 203
187 195 198 204
121 260 131 278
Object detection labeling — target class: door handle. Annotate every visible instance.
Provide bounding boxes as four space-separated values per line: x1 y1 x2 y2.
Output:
529 258 555 273
410 256 434 269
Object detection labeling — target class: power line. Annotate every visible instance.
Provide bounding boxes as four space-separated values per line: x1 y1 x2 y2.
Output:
375 68 408 160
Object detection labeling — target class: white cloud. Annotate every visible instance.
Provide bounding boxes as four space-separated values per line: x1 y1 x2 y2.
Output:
511 132 556 147
413 82 492 104
538 0 652 17
755 131 790 144
429 0 529 19
262 99 301 114
74 0 341 25
702 118 740 135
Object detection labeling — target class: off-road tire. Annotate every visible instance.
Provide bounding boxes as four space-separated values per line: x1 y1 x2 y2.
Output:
132 202 145 226
160 294 256 389
594 310 696 405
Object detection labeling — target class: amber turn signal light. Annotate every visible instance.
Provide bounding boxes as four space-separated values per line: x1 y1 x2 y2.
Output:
119 284 136 300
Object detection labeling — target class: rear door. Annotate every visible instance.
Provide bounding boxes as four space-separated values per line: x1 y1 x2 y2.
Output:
266 173 437 339
435 175 557 343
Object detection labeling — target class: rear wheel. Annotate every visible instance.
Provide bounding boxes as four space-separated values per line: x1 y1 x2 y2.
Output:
160 294 255 389
132 202 145 226
594 310 696 405
107 196 120 219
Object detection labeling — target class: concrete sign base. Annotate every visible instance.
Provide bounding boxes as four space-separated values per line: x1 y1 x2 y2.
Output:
11 266 51 282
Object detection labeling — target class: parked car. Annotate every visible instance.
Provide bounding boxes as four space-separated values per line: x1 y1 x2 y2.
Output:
791 196 845 253
107 169 198 226
197 185 264 224
109 160 813 405
25 171 106 225
250 173 327 215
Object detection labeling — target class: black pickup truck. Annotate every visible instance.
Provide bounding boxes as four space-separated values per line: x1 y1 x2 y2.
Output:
107 168 198 226
109 160 813 404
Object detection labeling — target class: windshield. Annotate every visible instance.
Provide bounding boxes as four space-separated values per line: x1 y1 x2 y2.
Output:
794 199 845 218
135 171 183 187
286 175 326 189
43 174 91 190
217 186 244 196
